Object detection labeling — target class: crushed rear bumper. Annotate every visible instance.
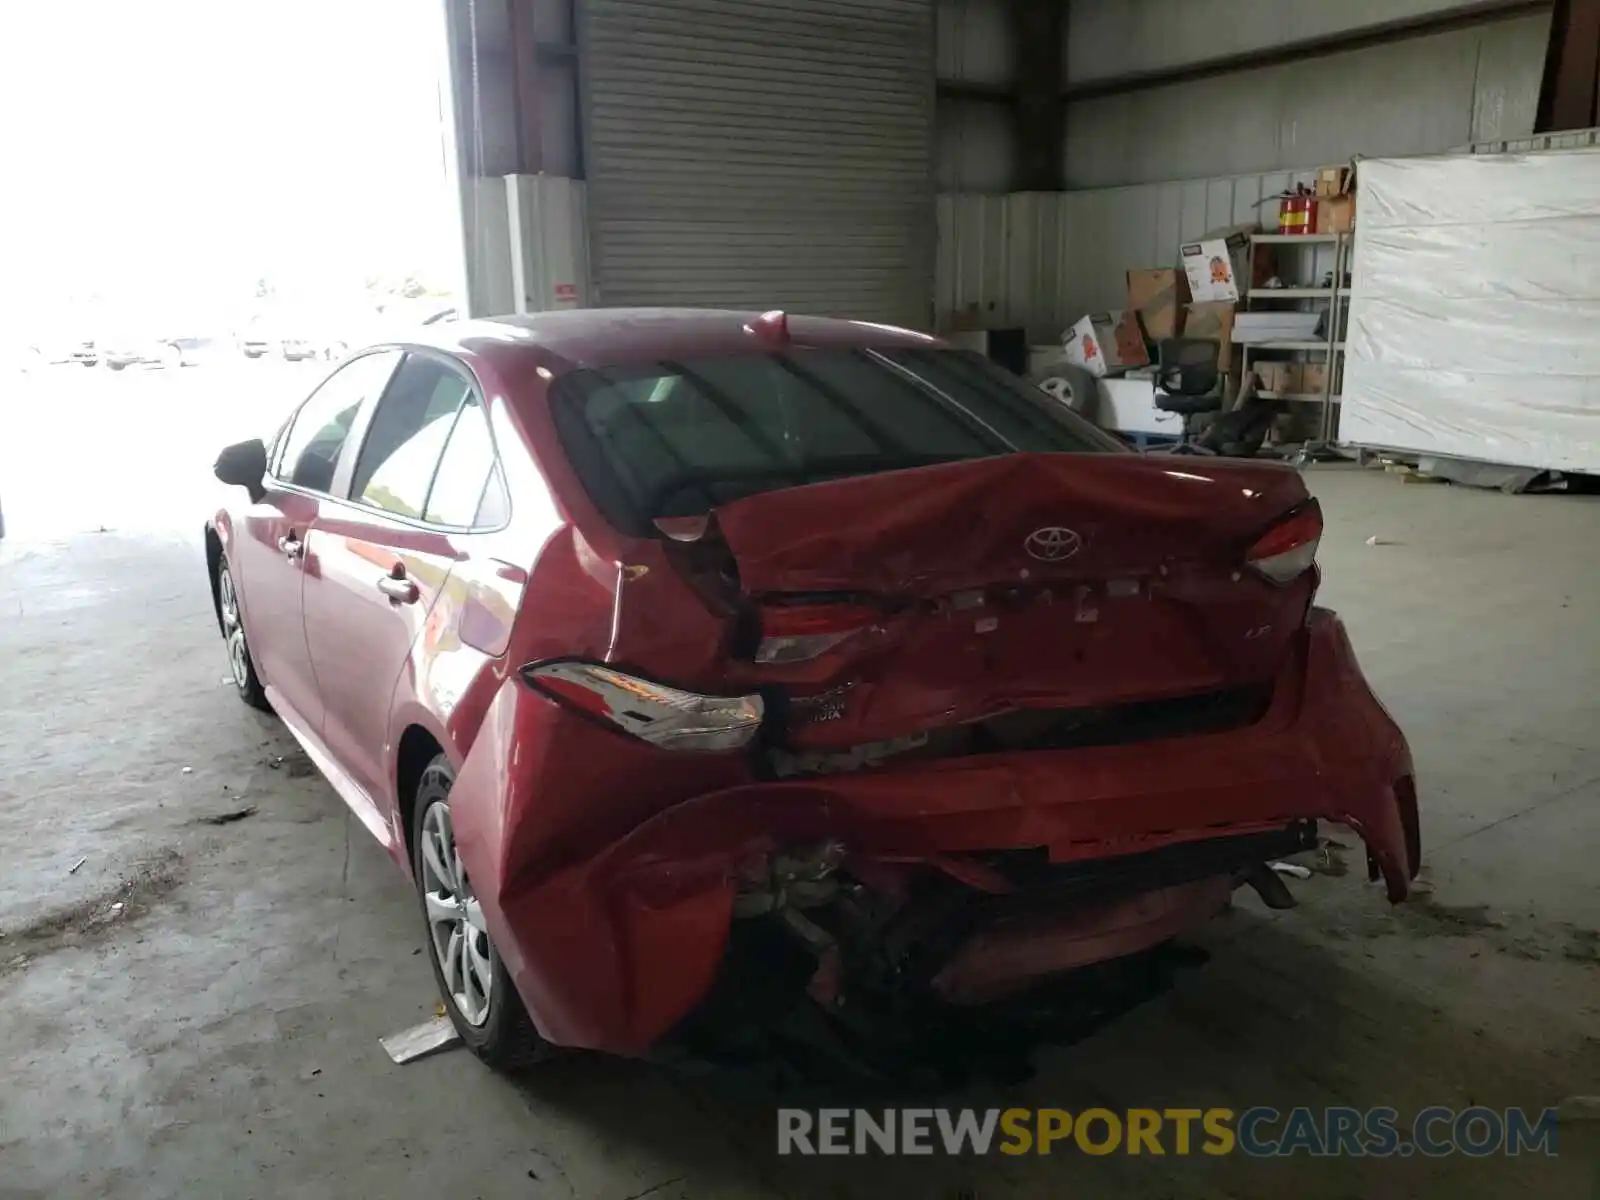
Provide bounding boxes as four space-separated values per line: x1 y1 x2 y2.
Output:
451 608 1416 1055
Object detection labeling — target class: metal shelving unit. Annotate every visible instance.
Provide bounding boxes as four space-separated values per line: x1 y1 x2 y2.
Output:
1238 231 1350 450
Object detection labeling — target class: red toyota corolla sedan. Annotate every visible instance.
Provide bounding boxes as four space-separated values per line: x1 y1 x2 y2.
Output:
205 308 1419 1070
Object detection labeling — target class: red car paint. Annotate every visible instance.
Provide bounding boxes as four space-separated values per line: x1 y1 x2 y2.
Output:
208 309 1418 1057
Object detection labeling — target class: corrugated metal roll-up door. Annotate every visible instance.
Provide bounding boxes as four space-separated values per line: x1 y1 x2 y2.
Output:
582 0 934 328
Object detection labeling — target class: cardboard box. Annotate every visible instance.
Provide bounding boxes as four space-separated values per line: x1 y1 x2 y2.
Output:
1253 362 1286 393
1254 361 1303 395
1062 311 1149 377
1126 268 1191 342
1181 301 1236 372
1180 224 1274 304
1316 194 1355 234
1182 236 1245 303
1301 361 1330 395
1315 165 1351 199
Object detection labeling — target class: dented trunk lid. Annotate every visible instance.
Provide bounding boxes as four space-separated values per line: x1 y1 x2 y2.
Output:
707 453 1315 752
714 453 1305 595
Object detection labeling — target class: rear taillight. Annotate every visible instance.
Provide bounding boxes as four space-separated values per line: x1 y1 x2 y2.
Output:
1246 501 1323 584
522 661 763 752
755 603 879 664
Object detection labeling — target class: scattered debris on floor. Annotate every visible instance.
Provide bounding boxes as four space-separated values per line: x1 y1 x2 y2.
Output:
181 766 193 775
381 1016 461 1065
263 751 316 779
1 849 184 971
196 805 258 827
1270 861 1313 879
68 857 86 875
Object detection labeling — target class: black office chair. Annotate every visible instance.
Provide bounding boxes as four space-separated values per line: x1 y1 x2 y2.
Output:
1153 337 1223 454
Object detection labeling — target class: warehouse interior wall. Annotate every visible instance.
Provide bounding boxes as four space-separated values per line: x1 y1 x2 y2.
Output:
937 0 1015 83
1065 0 1542 83
936 1 1557 338
445 0 1556 337
937 0 1022 191
937 98 1018 190
444 0 581 315
1064 12 1551 187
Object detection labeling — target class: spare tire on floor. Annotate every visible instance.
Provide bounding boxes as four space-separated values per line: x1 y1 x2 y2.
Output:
1030 362 1100 422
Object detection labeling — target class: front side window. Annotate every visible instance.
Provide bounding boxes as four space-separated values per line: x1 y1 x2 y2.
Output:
550 347 1124 533
275 351 401 493
349 354 472 520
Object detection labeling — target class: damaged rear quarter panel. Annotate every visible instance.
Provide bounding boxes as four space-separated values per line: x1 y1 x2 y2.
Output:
448 672 753 1049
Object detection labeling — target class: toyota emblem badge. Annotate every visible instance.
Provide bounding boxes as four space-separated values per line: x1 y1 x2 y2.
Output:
1024 526 1083 563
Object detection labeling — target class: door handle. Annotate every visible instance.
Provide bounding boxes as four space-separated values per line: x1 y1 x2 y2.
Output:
277 534 304 560
376 573 419 604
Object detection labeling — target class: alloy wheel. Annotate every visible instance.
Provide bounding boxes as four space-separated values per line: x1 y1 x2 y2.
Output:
420 800 494 1026
218 568 249 689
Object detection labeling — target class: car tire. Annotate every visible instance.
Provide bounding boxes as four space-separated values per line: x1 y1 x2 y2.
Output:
106 361 126 372
216 554 271 712
1032 362 1100 420
412 754 551 1071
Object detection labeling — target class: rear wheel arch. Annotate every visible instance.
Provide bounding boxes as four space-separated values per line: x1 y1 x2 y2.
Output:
396 724 447 860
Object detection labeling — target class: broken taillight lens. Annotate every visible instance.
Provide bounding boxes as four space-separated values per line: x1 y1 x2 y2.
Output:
521 661 763 752
1245 500 1323 585
755 602 879 664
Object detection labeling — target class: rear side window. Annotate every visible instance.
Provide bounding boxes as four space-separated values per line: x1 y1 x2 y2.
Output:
550 347 1122 533
424 393 507 528
349 356 471 519
275 351 401 492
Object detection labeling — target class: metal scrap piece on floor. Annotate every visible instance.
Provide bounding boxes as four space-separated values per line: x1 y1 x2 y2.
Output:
380 1016 461 1065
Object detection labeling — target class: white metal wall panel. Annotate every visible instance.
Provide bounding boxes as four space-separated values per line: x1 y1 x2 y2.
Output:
936 98 1017 192
936 193 1074 337
463 177 515 317
1056 167 1333 322
936 0 1014 85
583 0 934 327
504 175 592 313
937 167 1359 340
1065 14 1548 189
1066 0 1531 84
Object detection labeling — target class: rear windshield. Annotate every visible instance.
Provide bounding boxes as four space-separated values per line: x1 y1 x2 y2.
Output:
550 347 1123 534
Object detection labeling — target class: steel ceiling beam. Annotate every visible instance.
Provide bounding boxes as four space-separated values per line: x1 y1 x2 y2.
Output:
1012 0 1065 190
1062 0 1549 103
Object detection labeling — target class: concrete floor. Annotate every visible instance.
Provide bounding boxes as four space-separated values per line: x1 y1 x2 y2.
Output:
1 368 1596 1198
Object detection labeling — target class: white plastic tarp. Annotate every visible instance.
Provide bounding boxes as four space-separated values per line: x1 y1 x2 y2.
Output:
1341 150 1600 472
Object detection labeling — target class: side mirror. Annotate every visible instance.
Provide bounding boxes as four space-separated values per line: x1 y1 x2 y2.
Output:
214 438 268 503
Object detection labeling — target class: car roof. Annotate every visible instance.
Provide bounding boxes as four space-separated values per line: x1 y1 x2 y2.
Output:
402 307 940 375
